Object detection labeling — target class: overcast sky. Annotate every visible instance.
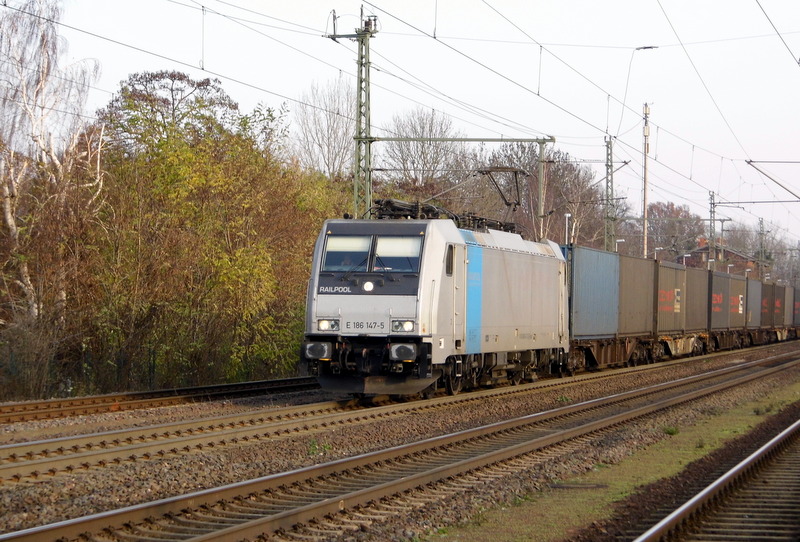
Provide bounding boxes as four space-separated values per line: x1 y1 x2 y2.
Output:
46 0 800 246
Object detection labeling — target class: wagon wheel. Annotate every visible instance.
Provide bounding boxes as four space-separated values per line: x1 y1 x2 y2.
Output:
445 357 463 395
627 345 645 367
651 342 665 363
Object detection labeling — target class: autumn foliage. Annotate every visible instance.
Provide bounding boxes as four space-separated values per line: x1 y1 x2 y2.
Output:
0 61 343 398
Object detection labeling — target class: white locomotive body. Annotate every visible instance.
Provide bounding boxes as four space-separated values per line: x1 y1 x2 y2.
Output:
302 218 569 396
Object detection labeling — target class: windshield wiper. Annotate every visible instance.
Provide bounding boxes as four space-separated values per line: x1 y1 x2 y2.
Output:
340 256 369 282
374 256 399 282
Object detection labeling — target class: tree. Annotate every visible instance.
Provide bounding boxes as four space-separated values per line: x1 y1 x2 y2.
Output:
90 71 340 391
292 77 354 181
99 70 239 151
379 107 468 199
485 143 606 244
645 201 705 259
0 0 101 398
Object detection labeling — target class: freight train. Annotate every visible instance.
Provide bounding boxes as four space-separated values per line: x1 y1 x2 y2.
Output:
301 200 797 396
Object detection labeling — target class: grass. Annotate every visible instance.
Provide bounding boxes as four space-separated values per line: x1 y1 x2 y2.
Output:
426 378 800 542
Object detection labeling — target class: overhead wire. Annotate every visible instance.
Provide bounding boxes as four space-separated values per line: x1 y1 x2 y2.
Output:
362 1 607 136
476 0 751 164
4 1 797 241
754 0 800 69
476 0 799 241
655 0 751 159
0 1 353 123
362 0 766 214
208 0 799 241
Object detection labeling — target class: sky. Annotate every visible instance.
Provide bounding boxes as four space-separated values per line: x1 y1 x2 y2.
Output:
23 0 800 247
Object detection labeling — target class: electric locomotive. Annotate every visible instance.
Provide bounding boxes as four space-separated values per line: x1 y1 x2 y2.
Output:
301 201 570 396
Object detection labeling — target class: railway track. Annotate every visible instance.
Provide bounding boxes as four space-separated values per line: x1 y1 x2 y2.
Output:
635 418 800 542
2 349 790 485
0 377 320 424
2 350 797 541
0 345 788 430
1 343 782 425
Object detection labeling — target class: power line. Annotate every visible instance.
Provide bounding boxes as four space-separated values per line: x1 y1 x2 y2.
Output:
754 0 800 69
363 1 610 134
369 0 797 242
5 1 796 239
0 1 346 120
656 0 751 159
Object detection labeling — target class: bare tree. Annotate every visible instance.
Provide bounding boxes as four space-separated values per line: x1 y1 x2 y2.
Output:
292 77 354 181
379 107 468 198
486 144 607 244
646 201 705 259
0 0 100 397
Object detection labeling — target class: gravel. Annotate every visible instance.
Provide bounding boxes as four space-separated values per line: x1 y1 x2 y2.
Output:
331 367 800 542
1 343 798 538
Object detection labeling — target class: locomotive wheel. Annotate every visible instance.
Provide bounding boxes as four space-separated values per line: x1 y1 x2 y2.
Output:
509 370 523 386
464 355 480 389
445 373 462 395
445 358 463 395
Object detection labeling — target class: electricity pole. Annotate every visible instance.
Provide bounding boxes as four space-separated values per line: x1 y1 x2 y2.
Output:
327 9 378 218
709 191 716 271
642 103 650 258
758 217 767 279
604 136 615 251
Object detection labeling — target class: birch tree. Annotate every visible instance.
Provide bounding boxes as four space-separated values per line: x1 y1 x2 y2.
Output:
0 0 100 397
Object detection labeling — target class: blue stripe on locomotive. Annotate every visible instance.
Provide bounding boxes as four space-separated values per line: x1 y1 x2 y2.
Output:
465 244 483 352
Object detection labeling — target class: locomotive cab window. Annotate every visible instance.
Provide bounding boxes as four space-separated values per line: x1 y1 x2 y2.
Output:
445 245 454 276
374 236 422 273
321 236 371 272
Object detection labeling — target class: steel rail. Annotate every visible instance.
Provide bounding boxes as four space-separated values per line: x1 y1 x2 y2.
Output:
1 351 792 484
1 342 786 424
0 398 353 482
634 418 800 541
0 377 320 423
1 355 796 542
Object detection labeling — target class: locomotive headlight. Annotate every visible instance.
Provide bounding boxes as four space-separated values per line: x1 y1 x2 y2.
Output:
317 319 340 331
389 343 417 361
392 320 415 332
304 342 332 360
362 281 374 292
